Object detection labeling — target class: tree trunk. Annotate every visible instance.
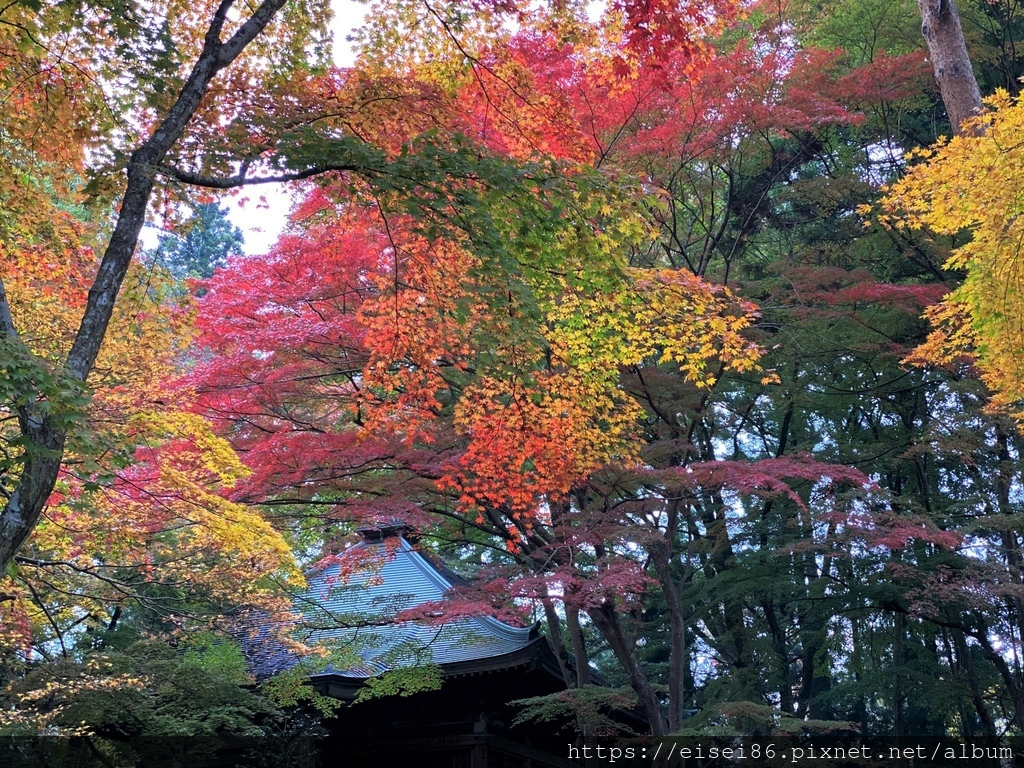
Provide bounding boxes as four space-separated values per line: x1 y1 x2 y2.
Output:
541 596 575 689
0 0 291 575
953 630 999 744
916 0 984 134
893 612 906 752
589 602 667 735
565 605 592 687
648 497 691 731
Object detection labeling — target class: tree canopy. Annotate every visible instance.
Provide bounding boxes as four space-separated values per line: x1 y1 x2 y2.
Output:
4 0 1024 763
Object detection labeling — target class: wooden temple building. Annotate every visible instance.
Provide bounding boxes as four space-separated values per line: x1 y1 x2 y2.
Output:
254 526 577 768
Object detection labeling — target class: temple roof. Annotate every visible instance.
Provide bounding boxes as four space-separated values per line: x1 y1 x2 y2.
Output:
248 528 561 685
303 533 540 675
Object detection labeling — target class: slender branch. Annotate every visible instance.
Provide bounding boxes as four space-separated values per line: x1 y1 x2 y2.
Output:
15 556 178 592
206 0 237 51
157 162 365 189
23 578 68 657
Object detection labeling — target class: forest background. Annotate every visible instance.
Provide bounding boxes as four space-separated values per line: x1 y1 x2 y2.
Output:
2 0 1024 765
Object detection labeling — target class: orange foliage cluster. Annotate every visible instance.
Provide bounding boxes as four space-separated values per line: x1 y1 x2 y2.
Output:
359 232 481 439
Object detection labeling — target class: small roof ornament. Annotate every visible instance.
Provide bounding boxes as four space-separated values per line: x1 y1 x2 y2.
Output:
354 521 419 543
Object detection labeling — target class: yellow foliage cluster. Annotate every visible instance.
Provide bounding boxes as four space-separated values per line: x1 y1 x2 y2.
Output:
6 409 302 652
0 671 149 737
1 216 298 653
548 267 761 385
0 206 196 416
880 90 1024 420
442 265 762 543
350 0 508 89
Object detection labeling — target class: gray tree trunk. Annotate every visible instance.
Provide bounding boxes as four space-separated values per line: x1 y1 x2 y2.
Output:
917 0 984 134
0 0 290 575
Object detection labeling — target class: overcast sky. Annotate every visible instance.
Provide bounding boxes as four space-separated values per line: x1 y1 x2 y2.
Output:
224 0 369 255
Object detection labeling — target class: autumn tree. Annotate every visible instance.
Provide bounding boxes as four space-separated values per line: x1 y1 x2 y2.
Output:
0 0 320 574
0 0 763 743
9 0 1024 751
177 0 1015 742
0 0 756 584
916 0 983 133
0 1 342 752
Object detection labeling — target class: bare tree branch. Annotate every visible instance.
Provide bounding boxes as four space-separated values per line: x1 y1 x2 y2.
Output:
157 162 364 189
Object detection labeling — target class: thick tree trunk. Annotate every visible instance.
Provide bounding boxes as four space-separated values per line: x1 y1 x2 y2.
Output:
916 0 984 134
541 596 575 689
0 425 65 572
565 605 592 687
0 0 290 575
589 602 668 736
953 630 999 743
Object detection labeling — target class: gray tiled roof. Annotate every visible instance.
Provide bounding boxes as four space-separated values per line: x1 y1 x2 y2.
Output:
291 536 539 680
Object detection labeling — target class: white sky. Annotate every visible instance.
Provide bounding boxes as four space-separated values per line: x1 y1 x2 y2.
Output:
218 0 369 255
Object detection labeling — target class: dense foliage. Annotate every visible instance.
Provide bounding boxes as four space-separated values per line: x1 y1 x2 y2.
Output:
5 0 1024 763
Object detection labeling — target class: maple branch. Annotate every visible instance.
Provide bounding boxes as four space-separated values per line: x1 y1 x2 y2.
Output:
219 0 285 65
157 162 366 188
0 15 130 134
66 0 290 384
26 571 194 618
15 556 187 589
0 14 48 52
422 0 547 157
14 559 203 622
23 577 69 657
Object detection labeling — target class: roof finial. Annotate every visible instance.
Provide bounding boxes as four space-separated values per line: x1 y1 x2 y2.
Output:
354 521 418 543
